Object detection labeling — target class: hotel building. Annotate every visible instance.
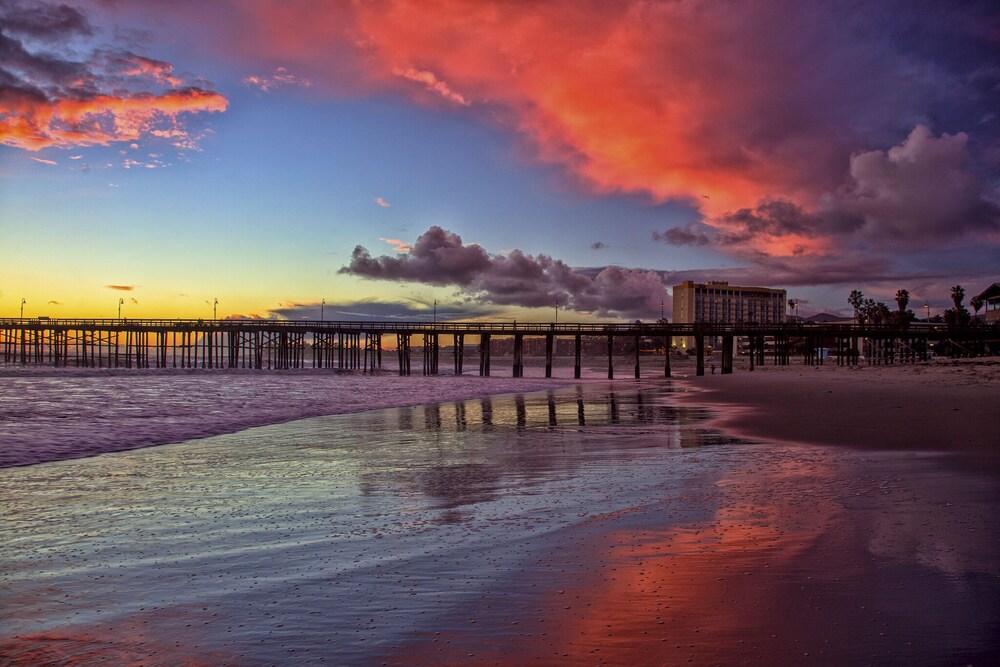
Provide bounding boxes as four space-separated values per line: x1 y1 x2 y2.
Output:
671 280 786 349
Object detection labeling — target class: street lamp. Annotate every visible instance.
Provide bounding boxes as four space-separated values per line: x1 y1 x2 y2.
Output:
118 297 124 320
660 300 664 321
213 298 219 320
321 298 325 321
924 301 930 322
433 299 437 325
20 298 26 319
555 300 559 324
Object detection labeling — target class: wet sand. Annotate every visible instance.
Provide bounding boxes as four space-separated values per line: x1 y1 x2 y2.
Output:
674 358 1000 470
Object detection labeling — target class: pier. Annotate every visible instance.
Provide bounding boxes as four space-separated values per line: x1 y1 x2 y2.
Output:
1 319 997 378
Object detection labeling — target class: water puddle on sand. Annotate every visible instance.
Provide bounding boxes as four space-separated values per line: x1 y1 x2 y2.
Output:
2 381 998 665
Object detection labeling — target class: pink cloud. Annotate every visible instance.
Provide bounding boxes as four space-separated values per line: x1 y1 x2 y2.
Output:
242 66 312 92
73 1 1000 272
29 156 57 165
375 196 391 207
379 237 411 253
2 89 228 152
391 66 469 106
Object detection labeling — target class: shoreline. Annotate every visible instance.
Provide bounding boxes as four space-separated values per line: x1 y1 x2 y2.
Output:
0 368 587 468
671 358 1000 471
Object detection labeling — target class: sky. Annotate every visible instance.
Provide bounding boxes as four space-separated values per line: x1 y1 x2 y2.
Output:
1 0 999 322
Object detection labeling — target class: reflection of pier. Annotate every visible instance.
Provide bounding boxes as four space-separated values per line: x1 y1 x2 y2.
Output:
422 389 693 433
1 319 996 377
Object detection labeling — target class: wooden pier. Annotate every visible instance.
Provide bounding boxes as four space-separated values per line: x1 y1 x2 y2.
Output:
1 319 996 378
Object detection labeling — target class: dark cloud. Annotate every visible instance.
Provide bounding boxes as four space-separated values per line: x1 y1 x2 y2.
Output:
343 227 491 286
654 254 956 291
654 125 1000 288
0 1 92 39
653 225 712 247
106 284 135 291
715 200 820 243
271 299 499 322
342 226 669 319
590 241 606 250
835 125 1000 241
716 126 1000 247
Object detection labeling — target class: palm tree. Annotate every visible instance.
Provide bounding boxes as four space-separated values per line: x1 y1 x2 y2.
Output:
894 289 909 315
788 298 798 319
860 297 877 324
848 290 864 322
951 285 965 310
971 295 983 321
874 302 891 325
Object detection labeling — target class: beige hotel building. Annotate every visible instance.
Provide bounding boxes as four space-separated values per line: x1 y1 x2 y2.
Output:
671 280 787 349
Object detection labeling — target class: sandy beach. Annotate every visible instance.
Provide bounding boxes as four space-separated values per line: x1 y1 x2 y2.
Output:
1 361 998 665
674 358 1000 470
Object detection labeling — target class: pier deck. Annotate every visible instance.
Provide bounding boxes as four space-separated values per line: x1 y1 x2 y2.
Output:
1 319 996 378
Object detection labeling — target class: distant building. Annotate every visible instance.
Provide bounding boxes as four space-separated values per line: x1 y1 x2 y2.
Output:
973 283 1000 323
671 280 786 349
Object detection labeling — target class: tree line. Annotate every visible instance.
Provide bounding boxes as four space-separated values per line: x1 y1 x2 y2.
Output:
847 285 984 326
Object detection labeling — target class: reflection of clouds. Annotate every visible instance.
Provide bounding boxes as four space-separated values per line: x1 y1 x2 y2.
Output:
415 447 846 663
862 460 1000 579
485 447 999 663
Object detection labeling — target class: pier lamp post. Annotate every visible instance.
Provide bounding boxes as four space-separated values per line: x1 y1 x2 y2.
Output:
433 299 437 325
661 300 664 321
20 298 26 319
118 297 124 320
321 298 325 321
555 300 559 324
213 298 218 320
924 301 930 322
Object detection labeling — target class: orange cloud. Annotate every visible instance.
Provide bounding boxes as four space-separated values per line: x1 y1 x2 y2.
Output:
391 66 469 106
209 0 826 215
243 66 312 92
1 2 228 153
106 284 136 291
379 237 411 253
111 1 999 261
101 52 184 88
1 89 228 152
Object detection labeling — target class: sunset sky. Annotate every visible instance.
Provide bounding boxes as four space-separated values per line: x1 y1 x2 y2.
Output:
2 0 998 321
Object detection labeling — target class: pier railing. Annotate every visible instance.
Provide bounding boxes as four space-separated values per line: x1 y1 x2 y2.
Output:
0 317 962 334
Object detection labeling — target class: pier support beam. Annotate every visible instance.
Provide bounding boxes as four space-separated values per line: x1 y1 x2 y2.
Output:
397 333 411 376
664 336 671 378
574 335 582 379
607 335 614 380
479 334 491 377
545 334 553 378
512 333 524 377
721 336 733 374
695 334 705 376
634 335 641 379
